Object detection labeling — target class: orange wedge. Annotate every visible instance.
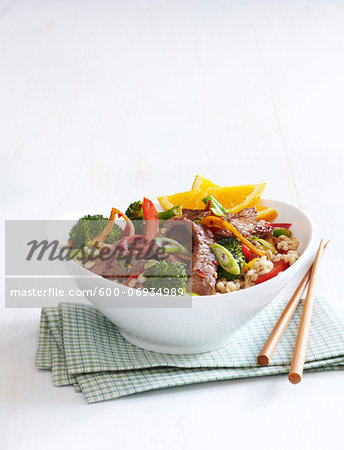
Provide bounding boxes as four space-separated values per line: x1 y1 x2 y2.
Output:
206 184 266 213
158 190 207 210
256 205 278 221
191 174 219 191
158 183 266 211
158 195 175 210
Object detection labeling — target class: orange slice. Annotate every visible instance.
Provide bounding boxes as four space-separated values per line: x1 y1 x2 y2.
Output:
158 183 266 211
158 190 207 210
256 205 278 222
206 184 266 213
191 174 219 191
158 195 175 210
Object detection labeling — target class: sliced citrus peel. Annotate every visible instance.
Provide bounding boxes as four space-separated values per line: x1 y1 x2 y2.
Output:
198 216 266 257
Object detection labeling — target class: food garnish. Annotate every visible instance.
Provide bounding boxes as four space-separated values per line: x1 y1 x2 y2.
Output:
154 237 188 255
191 174 219 191
213 237 246 281
211 243 241 275
158 183 265 211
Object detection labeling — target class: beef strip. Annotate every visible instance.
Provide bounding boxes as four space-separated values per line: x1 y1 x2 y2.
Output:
252 220 273 237
181 209 210 222
162 218 193 248
182 207 272 238
191 222 218 295
229 208 257 237
166 217 218 296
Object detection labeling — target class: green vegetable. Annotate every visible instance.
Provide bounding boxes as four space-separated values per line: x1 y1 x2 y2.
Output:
118 254 129 272
68 247 88 262
158 205 182 220
125 201 145 234
211 243 241 275
250 236 277 254
69 215 122 249
125 201 145 220
69 246 98 264
215 237 246 281
69 248 82 260
273 228 292 238
154 237 188 255
143 260 188 295
202 195 227 217
126 201 182 234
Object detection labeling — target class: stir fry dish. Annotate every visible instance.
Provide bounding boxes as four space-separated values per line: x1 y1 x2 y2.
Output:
68 176 300 296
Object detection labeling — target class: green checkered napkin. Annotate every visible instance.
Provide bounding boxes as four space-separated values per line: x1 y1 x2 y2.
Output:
36 298 344 403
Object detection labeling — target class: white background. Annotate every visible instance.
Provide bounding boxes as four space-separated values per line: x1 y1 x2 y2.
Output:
1 0 344 449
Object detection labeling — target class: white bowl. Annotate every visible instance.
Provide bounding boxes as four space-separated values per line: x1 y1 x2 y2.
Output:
55 200 314 354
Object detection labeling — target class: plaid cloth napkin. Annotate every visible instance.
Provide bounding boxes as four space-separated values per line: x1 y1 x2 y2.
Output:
36 297 344 403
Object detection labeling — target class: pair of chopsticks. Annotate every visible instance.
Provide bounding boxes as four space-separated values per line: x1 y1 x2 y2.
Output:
257 239 329 384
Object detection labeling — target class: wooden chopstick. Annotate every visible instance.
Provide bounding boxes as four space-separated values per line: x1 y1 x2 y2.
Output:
288 239 328 384
257 240 329 367
257 270 311 367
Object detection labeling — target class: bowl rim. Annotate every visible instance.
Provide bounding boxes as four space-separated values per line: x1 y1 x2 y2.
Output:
53 199 314 301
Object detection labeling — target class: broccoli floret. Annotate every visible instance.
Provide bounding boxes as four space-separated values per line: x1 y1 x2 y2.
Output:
126 201 182 234
125 201 144 221
125 201 145 234
69 214 122 248
216 237 246 281
143 260 187 295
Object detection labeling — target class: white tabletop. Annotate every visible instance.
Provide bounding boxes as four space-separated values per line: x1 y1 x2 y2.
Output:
1 1 344 449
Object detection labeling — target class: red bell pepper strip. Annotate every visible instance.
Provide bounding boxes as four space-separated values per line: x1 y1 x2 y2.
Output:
255 260 289 284
142 197 159 240
266 222 292 229
205 200 211 212
241 244 257 262
241 244 251 261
